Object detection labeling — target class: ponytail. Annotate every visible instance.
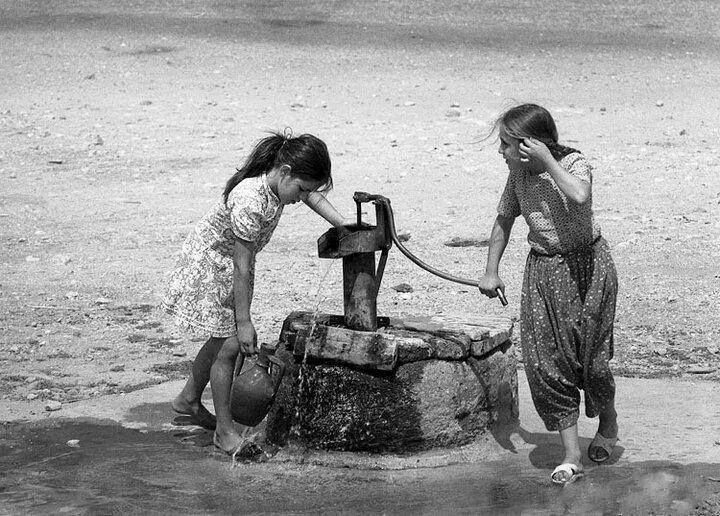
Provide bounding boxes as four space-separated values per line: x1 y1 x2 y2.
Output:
223 133 286 203
223 131 332 204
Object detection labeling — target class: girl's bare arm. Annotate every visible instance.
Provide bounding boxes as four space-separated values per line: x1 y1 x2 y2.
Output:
304 191 352 227
233 238 257 355
520 138 591 204
478 214 515 298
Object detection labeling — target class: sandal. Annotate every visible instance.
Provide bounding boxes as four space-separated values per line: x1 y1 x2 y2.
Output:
588 432 618 463
551 463 584 485
171 405 217 430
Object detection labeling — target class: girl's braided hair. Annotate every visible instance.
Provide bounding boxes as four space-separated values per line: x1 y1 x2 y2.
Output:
491 103 579 160
223 130 332 204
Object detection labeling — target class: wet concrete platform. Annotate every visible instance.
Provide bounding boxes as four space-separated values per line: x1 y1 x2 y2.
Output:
1 372 719 514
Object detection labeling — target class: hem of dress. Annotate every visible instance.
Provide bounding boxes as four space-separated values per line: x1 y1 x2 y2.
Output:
545 411 580 432
162 304 236 339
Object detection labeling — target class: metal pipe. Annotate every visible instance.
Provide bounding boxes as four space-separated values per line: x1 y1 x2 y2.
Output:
377 197 508 306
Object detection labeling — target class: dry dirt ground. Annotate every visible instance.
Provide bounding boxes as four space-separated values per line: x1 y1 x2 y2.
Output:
1 1 719 420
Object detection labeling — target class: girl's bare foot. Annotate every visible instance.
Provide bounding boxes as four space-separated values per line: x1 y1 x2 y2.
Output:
172 395 217 430
590 407 619 463
597 414 618 439
213 427 245 454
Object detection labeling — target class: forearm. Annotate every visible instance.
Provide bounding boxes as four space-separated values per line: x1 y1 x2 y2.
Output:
546 160 590 204
485 215 514 275
232 269 252 324
304 191 347 227
232 241 255 325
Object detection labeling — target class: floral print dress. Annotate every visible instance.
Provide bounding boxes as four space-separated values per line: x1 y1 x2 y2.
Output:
162 174 283 338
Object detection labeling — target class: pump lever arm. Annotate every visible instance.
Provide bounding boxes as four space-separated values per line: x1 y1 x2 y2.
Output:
375 197 508 306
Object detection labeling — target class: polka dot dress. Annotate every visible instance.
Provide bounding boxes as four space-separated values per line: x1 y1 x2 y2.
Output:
497 152 619 431
521 239 618 431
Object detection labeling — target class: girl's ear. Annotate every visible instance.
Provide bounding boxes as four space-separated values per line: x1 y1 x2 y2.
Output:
279 164 292 176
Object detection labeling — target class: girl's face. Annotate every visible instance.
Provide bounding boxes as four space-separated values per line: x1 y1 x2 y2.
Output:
498 128 523 168
278 174 323 205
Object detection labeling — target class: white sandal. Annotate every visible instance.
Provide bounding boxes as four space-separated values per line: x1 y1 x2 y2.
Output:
551 463 584 485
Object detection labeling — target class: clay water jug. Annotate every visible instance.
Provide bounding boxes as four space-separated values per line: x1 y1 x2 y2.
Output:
230 343 286 426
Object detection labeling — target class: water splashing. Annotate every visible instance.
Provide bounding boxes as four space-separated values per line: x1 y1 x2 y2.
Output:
291 259 335 441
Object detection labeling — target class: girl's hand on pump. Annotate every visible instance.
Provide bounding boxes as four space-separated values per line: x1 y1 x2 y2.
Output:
477 273 505 300
236 321 257 355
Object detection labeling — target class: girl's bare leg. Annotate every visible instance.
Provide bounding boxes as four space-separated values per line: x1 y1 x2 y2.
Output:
588 397 619 462
597 398 618 438
172 337 224 429
556 424 583 477
210 336 243 451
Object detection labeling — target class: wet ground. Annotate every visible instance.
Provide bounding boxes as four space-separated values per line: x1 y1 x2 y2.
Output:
2 373 720 516
1 417 718 515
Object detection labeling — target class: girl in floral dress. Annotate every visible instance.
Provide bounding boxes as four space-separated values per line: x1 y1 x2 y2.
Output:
163 131 349 455
477 104 619 484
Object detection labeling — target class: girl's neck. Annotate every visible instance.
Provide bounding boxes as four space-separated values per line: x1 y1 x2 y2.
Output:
265 168 281 197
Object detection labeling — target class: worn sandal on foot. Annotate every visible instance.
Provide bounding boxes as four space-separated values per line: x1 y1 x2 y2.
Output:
588 432 618 463
551 463 584 485
172 406 217 430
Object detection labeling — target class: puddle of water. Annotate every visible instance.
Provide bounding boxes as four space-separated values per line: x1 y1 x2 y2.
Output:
1 419 718 515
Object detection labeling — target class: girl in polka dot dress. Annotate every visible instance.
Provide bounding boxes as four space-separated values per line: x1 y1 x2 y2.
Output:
163 131 351 456
477 104 619 485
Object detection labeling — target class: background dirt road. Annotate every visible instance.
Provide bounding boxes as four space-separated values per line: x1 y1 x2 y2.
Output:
1 1 719 413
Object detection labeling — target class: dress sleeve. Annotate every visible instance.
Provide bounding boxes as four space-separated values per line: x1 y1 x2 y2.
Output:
226 181 267 244
564 153 593 184
497 173 520 218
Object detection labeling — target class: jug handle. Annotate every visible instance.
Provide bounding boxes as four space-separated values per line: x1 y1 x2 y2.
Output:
233 353 246 379
267 355 286 399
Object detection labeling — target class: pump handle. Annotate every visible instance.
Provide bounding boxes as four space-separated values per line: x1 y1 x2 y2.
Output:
356 194 508 307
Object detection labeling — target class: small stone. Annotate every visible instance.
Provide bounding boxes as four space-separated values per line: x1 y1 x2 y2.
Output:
656 100 664 107
26 393 38 400
396 231 411 242
685 366 715 375
66 439 80 448
403 101 416 107
290 96 306 108
55 254 72 265
172 351 187 357
94 297 113 305
392 283 414 293
444 237 489 248
445 108 461 118
45 400 62 411
93 135 104 146
65 291 79 299
109 364 125 372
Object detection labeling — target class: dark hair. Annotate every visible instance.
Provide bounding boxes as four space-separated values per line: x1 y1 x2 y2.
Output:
489 103 578 160
223 131 333 203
